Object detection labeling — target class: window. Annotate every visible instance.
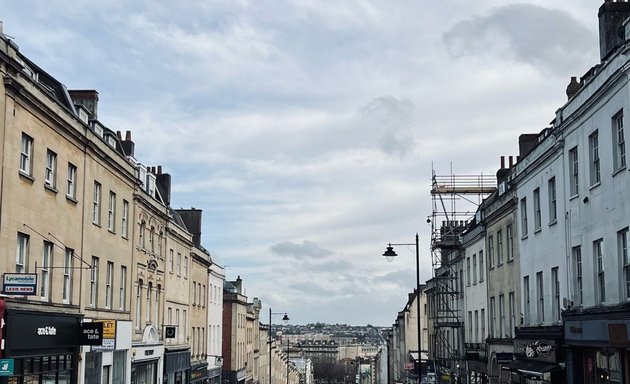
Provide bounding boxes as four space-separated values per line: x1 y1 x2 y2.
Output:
497 230 504 265
176 309 180 340
177 252 182 276
488 235 495 268
589 131 601 185
479 250 484 282
508 292 515 338
466 257 471 286
468 311 473 342
45 149 57 188
147 282 152 322
121 200 129 238
67 163 77 198
158 231 163 257
104 261 113 309
552 267 560 322
184 256 189 278
139 221 145 248
524 276 530 324
149 227 155 253
520 198 528 237
490 297 496 337
506 225 514 261
120 266 127 311
20 133 33 175
93 182 101 225
573 246 583 305
481 308 485 341
63 248 73 303
548 177 557 224
533 188 541 230
499 294 505 338
536 271 544 323
202 285 206 307
193 282 197 306
136 280 143 329
613 111 626 171
619 228 630 299
90 256 99 307
16 233 29 273
169 249 174 273
41 241 53 300
569 146 579 196
155 285 161 328
472 254 477 284
108 192 116 232
474 310 479 343
459 269 463 294
594 239 605 304
183 310 187 340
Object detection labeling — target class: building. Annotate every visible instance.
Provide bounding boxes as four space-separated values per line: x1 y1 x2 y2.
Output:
223 277 249 384
207 260 225 384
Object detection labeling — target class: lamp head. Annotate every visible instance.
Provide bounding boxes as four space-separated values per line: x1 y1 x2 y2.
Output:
382 245 398 263
282 313 290 325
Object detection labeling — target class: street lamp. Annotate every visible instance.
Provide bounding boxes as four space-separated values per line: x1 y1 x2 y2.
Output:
382 233 422 384
286 336 290 384
269 308 289 384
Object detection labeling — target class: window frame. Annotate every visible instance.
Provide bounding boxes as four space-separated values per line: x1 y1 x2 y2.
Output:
90 256 99 308
552 266 560 322
92 181 102 225
619 228 630 300
67 163 77 199
536 271 544 323
613 110 626 172
548 177 557 224
594 239 605 304
589 130 601 186
108 191 116 232
533 188 542 231
573 246 583 305
16 233 29 273
20 133 34 176
40 241 53 300
520 198 528 238
63 248 73 304
45 149 57 188
569 146 579 197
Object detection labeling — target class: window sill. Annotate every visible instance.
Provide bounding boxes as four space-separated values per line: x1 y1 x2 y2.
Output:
108 229 116 235
19 171 35 183
534 227 542 234
497 263 503 268
507 258 514 264
66 195 78 204
93 222 101 228
613 166 626 177
44 184 58 194
521 234 528 240
548 219 557 227
569 194 579 201
589 182 601 191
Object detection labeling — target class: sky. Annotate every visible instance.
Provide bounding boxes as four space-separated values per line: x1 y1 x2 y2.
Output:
2 0 601 326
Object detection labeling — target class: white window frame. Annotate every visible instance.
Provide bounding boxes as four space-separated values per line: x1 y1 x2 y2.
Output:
552 267 560 322
105 261 113 309
479 250 484 282
177 252 182 276
20 133 33 175
184 255 189 278
67 163 77 199
613 111 626 171
466 257 471 286
589 130 601 186
63 248 73 303
569 146 579 197
490 296 496 337
122 200 129 238
120 266 127 311
147 282 152 323
499 294 505 338
40 241 53 300
594 239 605 304
573 246 583 305
533 188 541 231
619 228 630 299
521 198 528 237
508 292 515 338
548 177 557 224
93 182 101 225
90 256 99 307
497 230 504 265
472 254 477 284
536 271 544 323
136 280 143 329
45 149 57 188
524 276 530 324
108 191 116 232
507 224 514 261
488 235 494 268
16 233 29 273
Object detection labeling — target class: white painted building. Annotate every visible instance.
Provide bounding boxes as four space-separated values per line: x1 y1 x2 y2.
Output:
208 261 225 384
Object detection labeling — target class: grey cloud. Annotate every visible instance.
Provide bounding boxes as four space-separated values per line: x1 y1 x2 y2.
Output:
270 240 334 260
287 281 337 296
359 96 415 158
443 4 597 75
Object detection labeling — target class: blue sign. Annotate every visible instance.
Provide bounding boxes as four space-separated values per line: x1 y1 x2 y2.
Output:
0 359 14 376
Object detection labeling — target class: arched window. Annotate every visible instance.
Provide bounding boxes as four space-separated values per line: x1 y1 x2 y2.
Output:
139 221 146 248
150 226 155 253
155 285 161 328
147 282 152 323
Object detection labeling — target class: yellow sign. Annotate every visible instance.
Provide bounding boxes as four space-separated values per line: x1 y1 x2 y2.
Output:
95 320 116 339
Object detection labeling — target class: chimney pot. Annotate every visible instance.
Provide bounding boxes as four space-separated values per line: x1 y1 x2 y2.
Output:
125 131 131 140
158 165 162 174
566 76 581 100
116 131 122 139
500 156 505 169
509 156 514 167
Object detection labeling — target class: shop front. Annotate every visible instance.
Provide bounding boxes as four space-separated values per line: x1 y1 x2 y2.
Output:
564 309 629 384
164 349 191 384
190 362 209 384
82 320 133 384
1 308 82 384
505 326 565 384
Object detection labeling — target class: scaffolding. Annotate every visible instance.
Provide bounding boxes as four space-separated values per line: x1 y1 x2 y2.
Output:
427 167 495 378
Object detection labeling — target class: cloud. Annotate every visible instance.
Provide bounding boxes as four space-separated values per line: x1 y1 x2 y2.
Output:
358 96 415 158
443 3 597 75
270 240 334 260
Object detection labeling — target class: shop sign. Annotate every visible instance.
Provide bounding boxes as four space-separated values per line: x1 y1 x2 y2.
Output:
2 274 37 295
404 362 414 370
524 340 555 359
0 359 13 376
79 322 103 346
5 311 80 351
92 320 116 351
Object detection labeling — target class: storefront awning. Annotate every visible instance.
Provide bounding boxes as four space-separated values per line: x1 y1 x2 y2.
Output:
502 359 562 377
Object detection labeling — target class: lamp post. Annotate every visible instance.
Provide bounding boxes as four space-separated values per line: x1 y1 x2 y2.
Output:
382 233 421 384
286 336 290 384
269 308 289 384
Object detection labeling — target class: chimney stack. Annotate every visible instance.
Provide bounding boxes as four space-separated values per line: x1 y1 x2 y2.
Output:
598 0 630 61
121 130 135 157
566 76 581 100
